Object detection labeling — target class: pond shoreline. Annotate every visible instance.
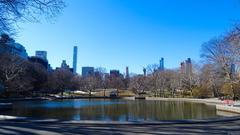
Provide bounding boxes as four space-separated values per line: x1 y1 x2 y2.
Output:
143 97 240 114
145 97 223 105
0 96 240 134
0 96 234 104
0 96 121 102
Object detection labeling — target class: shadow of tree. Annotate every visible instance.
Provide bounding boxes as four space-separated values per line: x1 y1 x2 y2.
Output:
0 119 240 135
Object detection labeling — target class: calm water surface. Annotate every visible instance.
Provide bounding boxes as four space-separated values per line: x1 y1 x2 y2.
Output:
1 99 221 121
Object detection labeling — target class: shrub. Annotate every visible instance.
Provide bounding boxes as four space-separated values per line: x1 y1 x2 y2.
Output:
221 83 233 97
192 86 212 98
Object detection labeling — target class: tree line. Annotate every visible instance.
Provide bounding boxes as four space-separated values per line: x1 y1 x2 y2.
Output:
1 27 240 99
129 26 240 100
0 53 128 97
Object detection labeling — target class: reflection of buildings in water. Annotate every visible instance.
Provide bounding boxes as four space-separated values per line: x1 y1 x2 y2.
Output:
75 101 218 121
4 100 220 121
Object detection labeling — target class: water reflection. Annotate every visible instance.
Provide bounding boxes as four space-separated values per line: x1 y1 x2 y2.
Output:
1 99 220 121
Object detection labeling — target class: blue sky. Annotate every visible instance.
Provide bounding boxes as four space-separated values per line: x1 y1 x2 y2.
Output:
16 0 240 74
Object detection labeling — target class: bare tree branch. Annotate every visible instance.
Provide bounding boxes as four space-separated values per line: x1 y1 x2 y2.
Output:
0 0 65 34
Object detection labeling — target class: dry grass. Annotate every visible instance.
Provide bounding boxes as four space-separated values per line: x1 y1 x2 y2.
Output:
94 89 135 97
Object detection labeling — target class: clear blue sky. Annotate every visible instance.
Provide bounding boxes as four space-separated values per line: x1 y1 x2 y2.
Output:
16 0 240 74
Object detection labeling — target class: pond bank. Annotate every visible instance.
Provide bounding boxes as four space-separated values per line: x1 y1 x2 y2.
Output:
216 105 240 114
145 97 223 105
142 97 240 115
0 97 48 102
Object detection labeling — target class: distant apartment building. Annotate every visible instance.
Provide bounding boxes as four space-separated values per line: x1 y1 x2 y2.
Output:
61 60 72 69
35 51 47 61
82 67 94 77
180 58 192 78
103 73 110 80
56 60 73 72
29 56 49 69
180 62 185 74
110 70 121 78
0 34 28 59
94 71 102 79
185 58 192 77
72 46 78 73
30 50 53 71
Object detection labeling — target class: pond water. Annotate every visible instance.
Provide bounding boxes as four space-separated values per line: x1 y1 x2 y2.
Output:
1 99 221 121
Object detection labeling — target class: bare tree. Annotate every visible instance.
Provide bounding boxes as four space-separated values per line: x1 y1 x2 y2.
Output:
129 75 150 94
201 38 234 80
108 76 125 90
199 64 222 97
82 76 99 97
0 53 34 97
49 68 74 96
27 62 48 94
0 0 65 34
164 70 180 98
0 53 27 84
200 28 240 98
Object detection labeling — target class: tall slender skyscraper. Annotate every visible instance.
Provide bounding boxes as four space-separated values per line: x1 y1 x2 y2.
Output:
143 68 147 76
159 57 164 71
185 58 192 78
73 46 78 73
126 66 129 79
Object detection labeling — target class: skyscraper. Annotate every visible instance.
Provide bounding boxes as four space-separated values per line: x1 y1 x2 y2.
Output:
143 68 147 76
31 51 52 71
110 70 120 78
185 58 192 78
58 60 73 72
126 66 129 79
35 51 47 61
61 60 68 69
159 57 164 71
180 58 192 79
82 67 94 77
0 34 28 59
180 62 185 74
73 46 78 73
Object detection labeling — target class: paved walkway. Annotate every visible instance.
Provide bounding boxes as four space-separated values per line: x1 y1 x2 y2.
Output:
0 118 240 135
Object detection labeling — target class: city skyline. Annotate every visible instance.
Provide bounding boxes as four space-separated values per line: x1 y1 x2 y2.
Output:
15 0 240 74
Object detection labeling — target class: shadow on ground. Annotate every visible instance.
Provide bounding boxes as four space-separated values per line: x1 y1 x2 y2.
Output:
0 119 240 135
